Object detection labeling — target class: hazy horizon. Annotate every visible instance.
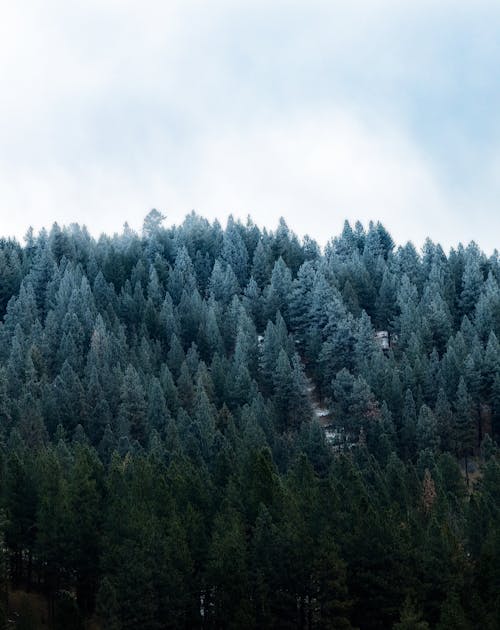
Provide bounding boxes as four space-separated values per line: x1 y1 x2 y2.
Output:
1 1 500 251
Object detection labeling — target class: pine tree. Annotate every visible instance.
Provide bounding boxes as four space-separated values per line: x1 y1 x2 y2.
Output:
95 577 121 630
208 259 239 305
177 361 194 410
436 592 470 630
251 240 272 289
67 446 103 613
265 257 293 323
272 350 293 431
460 254 483 317
207 508 251 627
118 366 147 445
401 389 417 459
435 388 453 451
417 405 439 453
147 377 169 433
482 331 500 402
454 377 476 484
394 596 429 630
142 208 166 239
4 207 500 628
375 268 398 329
221 217 249 287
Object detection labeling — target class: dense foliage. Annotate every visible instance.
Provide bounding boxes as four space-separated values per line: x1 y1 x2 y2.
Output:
0 210 499 628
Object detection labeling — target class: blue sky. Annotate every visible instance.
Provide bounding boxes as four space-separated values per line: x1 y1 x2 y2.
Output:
1 0 500 251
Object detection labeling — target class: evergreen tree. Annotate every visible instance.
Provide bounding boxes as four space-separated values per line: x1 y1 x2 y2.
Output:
1 211 500 628
118 366 147 444
460 254 483 317
265 257 293 323
417 405 439 453
394 597 429 630
221 216 249 287
401 389 417 459
454 377 476 484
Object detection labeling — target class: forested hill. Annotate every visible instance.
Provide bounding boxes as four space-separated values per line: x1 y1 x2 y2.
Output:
0 210 499 629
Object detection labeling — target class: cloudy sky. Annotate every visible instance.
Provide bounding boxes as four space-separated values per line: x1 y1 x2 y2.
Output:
1 0 499 251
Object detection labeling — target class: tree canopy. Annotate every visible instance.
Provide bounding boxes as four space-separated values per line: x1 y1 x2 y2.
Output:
0 215 499 628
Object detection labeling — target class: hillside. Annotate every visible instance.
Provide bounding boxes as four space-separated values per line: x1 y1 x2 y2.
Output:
0 210 499 629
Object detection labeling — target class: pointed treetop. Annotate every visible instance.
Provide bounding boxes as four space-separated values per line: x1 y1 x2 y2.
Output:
142 209 166 238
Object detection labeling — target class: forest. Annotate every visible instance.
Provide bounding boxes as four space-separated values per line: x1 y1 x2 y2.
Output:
0 209 499 629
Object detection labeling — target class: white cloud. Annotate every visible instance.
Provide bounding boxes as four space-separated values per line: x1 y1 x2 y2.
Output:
0 106 458 248
0 1 499 252
131 109 462 249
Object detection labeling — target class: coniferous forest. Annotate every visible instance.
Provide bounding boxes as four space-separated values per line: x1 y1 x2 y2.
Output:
0 209 499 629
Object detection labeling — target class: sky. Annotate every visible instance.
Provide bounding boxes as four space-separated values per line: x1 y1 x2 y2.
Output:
1 0 500 251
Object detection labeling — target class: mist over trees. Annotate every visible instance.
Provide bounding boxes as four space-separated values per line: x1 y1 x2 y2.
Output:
0 211 499 628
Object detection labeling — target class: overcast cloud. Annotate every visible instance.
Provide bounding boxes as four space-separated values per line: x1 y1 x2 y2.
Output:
1 0 500 251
